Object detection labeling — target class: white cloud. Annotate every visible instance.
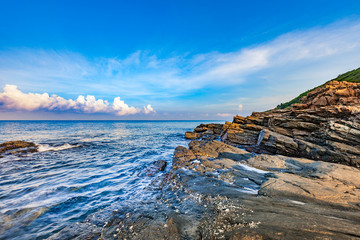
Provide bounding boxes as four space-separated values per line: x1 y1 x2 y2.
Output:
0 84 154 116
1 19 360 116
217 113 233 117
2 20 360 98
238 104 243 111
144 104 155 114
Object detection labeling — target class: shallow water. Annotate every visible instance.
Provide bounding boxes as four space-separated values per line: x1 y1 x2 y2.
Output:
0 120 222 239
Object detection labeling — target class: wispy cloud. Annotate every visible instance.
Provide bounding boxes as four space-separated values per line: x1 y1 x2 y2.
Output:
0 85 155 115
1 19 360 117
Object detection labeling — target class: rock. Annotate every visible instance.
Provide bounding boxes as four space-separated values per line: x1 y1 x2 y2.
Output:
97 80 360 240
184 131 201 139
219 81 360 167
188 140 251 160
100 136 360 240
144 160 167 177
172 146 196 170
259 171 360 208
194 125 207 132
192 123 224 136
0 140 38 157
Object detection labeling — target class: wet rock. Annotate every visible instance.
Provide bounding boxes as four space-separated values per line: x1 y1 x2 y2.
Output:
0 140 38 157
144 160 167 177
47 222 100 240
184 131 201 139
101 137 360 240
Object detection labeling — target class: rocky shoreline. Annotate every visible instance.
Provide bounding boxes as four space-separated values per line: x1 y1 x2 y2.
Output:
188 81 360 168
4 80 360 239
95 80 360 239
95 139 360 239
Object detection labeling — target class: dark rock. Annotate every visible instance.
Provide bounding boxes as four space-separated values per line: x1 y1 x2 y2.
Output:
144 160 167 177
0 140 38 157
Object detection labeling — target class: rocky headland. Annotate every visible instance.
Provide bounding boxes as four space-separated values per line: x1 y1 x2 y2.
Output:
9 69 360 239
95 71 360 239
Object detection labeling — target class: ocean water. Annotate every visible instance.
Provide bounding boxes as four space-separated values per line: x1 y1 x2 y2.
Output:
0 120 222 239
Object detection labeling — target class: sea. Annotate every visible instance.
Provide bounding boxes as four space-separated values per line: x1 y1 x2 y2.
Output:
0 120 223 239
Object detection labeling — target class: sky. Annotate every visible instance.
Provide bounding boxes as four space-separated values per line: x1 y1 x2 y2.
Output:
0 0 360 120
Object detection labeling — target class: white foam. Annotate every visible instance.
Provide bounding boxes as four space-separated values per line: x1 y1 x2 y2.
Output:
238 164 269 174
289 200 306 205
37 143 81 152
237 187 259 195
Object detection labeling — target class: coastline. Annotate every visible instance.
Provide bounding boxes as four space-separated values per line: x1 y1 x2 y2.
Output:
96 126 360 239
2 80 360 239
96 80 360 239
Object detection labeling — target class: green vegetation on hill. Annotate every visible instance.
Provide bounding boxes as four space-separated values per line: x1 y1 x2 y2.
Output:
276 67 360 109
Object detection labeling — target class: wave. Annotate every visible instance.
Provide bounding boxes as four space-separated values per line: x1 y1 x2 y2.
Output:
37 143 81 152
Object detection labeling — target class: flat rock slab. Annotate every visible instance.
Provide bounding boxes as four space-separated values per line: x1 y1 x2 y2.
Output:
79 139 360 239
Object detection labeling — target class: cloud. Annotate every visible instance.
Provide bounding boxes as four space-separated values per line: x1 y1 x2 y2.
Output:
1 19 360 117
0 84 154 116
217 113 233 117
2 20 360 97
144 104 155 114
238 104 243 111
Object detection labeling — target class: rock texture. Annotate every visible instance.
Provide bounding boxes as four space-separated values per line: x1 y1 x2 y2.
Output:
143 160 167 177
100 140 360 239
0 140 38 158
218 81 360 167
184 131 201 139
53 80 360 239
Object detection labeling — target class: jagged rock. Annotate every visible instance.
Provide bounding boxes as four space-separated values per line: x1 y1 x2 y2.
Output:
172 146 196 170
184 131 201 139
193 123 224 135
101 136 360 240
100 80 360 240
144 160 167 177
302 80 360 108
219 81 360 167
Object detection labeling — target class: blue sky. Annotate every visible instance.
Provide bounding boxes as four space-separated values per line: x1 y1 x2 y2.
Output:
0 0 360 120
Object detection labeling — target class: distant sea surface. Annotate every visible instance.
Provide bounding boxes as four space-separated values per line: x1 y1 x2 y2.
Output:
0 120 222 239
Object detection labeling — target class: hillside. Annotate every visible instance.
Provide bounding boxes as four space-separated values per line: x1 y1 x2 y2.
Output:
277 67 360 109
